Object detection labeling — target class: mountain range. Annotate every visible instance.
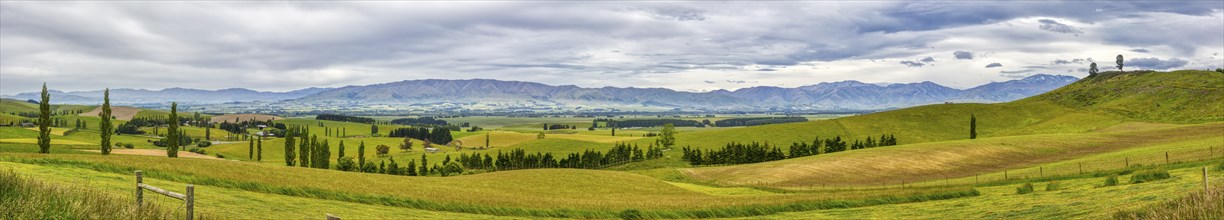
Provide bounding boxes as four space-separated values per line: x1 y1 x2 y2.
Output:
287 74 1079 111
3 74 1078 111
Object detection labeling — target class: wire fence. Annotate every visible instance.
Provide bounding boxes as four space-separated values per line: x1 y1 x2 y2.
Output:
727 146 1224 191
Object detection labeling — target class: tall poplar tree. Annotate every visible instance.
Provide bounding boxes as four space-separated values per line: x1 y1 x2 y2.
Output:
37 83 51 154
358 141 366 169
248 138 254 159
284 128 296 166
166 102 179 158
257 135 263 161
98 88 113 155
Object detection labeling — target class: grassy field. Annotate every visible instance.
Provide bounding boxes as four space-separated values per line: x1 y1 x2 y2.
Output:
2 70 1221 218
682 122 1223 187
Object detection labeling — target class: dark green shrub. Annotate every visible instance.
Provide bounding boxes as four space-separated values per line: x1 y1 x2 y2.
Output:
215 153 225 159
124 143 134 149
619 209 644 220
197 141 211 148
187 147 206 155
1046 181 1062 191
1130 169 1171 184
1104 175 1119 186
1216 163 1224 171
1016 183 1035 194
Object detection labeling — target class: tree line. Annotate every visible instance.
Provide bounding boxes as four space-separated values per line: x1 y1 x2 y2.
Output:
713 117 808 127
387 127 454 145
315 114 376 124
389 117 449 126
606 119 703 128
681 134 898 166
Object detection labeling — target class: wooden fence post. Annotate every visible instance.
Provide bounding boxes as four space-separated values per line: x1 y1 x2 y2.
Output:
1165 152 1169 164
1079 162 1083 175
1125 157 1129 168
135 170 143 207
1205 167 1210 194
186 185 194 220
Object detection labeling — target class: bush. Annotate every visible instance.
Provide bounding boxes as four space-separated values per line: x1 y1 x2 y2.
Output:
124 143 134 149
618 209 644 220
215 153 225 159
1016 183 1035 194
1046 181 1062 191
1130 169 1171 184
336 156 356 171
1216 162 1224 171
1104 175 1120 186
187 147 206 155
440 161 465 177
197 141 211 148
376 145 390 156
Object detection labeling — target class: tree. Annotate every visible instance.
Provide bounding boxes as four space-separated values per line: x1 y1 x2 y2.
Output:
371 124 378 135
248 138 254 159
358 141 366 168
256 135 263 161
337 141 346 168
99 88 113 155
970 114 977 139
37 83 51 154
485 132 490 148
166 102 180 158
1089 62 1099 76
1116 54 1124 71
284 128 296 166
204 126 211 140
376 144 390 156
399 137 413 151
658 123 676 149
537 132 545 139
419 154 429 175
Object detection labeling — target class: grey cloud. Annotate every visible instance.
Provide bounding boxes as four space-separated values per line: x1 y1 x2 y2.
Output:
703 80 716 84
985 63 1002 68
953 51 973 60
899 61 925 67
920 57 935 62
1038 19 1084 35
1051 59 1072 65
999 69 1037 78
1126 57 1189 70
1130 48 1149 53
757 68 777 71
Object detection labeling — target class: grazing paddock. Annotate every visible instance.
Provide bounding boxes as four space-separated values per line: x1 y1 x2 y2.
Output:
209 114 283 123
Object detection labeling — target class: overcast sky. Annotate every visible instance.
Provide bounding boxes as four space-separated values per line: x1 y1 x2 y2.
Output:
2 1 1222 95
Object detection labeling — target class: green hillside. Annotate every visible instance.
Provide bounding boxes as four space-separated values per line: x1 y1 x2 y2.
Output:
1025 70 1224 123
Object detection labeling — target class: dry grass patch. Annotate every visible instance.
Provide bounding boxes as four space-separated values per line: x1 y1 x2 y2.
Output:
79 106 142 121
209 114 282 123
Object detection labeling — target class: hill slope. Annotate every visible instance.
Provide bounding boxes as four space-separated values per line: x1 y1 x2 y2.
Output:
1024 70 1224 123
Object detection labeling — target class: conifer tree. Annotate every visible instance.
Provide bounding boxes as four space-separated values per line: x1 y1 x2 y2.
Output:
970 114 978 139
37 83 51 154
299 131 311 167
337 141 345 162
419 154 429 175
166 102 179 157
99 88 113 155
248 138 254 159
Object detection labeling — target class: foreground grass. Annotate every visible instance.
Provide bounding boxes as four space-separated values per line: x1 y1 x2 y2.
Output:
1114 184 1224 219
0 149 978 218
0 170 180 220
749 165 1221 219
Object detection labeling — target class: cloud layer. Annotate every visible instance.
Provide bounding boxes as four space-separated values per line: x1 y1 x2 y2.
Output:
1 2 1222 95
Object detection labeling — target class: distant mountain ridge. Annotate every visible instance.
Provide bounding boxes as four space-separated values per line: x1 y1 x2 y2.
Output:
289 74 1079 111
3 87 331 105
3 74 1078 110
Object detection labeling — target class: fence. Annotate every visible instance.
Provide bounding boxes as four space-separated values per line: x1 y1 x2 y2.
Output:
135 170 194 220
722 146 1223 190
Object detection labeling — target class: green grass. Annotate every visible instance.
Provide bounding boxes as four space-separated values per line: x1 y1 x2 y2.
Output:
0 169 181 220
1113 184 1224 220
745 165 1221 219
683 122 1222 188
1028 70 1224 123
0 149 980 218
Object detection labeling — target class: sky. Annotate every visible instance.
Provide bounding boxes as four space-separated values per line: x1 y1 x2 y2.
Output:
2 1 1222 95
